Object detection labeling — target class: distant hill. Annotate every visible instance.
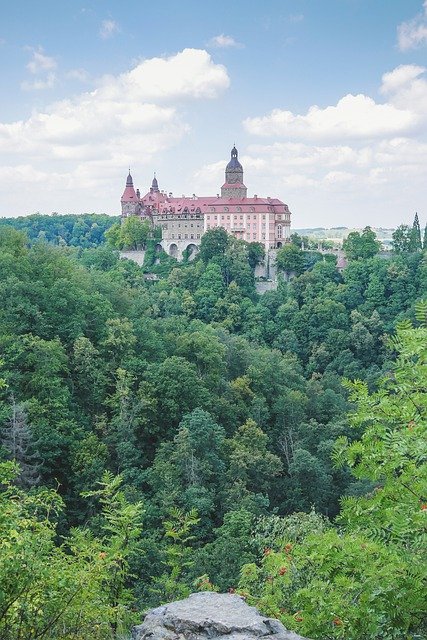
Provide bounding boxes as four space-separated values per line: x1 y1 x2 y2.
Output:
293 227 395 245
0 213 118 248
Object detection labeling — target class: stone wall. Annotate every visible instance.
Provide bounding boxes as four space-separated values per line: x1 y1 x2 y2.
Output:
120 250 145 265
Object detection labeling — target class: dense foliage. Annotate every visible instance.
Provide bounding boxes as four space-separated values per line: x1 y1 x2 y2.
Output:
239 311 427 638
0 213 118 247
0 223 426 638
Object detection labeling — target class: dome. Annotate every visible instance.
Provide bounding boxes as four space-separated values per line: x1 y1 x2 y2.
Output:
226 146 243 171
126 171 134 187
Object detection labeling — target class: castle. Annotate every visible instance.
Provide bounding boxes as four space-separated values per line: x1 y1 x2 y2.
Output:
121 146 291 260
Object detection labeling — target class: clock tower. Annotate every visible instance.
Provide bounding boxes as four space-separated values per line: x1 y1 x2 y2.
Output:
221 146 247 198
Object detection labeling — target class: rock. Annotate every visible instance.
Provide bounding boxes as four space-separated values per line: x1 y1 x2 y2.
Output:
132 592 310 640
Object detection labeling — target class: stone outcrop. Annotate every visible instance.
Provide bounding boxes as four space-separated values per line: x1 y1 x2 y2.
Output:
132 592 310 640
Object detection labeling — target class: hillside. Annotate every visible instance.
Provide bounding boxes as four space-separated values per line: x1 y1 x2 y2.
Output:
0 224 426 639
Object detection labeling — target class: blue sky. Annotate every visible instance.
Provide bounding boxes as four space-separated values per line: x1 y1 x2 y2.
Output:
1 0 427 227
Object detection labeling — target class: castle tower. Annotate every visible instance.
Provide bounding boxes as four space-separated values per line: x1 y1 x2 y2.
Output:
121 171 139 217
150 173 160 193
221 146 247 198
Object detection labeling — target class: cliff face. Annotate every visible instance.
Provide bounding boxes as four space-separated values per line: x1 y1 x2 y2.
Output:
133 592 310 640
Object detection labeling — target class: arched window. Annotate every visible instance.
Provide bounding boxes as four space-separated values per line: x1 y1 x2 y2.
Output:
277 224 282 239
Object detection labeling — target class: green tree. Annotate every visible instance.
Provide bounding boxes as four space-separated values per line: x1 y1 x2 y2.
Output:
276 244 304 275
83 472 144 636
239 315 427 639
0 464 143 639
199 227 229 262
149 507 200 604
343 226 380 260
225 419 282 510
121 216 151 250
392 224 412 253
248 242 265 269
410 212 423 252
105 222 122 248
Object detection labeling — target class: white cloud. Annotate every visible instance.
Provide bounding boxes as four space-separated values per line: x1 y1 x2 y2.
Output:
26 48 57 74
244 95 417 142
236 63 427 226
244 65 427 143
21 73 56 91
66 68 90 83
380 64 427 114
99 19 120 39
230 137 427 226
208 34 243 48
397 1 427 51
22 48 57 91
0 49 230 216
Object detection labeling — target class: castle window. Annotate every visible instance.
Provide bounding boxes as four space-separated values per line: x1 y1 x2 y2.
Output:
185 234 188 239
210 207 215 212
197 234 200 239
178 234 181 239
277 225 283 239
237 207 242 212
224 207 229 212
250 207 255 212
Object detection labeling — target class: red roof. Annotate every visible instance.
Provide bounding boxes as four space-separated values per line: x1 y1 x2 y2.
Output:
121 185 137 201
139 190 289 215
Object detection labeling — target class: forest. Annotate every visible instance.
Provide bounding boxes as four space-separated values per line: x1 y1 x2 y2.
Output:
0 218 426 640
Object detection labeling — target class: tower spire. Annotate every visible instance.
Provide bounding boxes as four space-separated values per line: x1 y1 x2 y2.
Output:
151 172 159 193
221 145 247 198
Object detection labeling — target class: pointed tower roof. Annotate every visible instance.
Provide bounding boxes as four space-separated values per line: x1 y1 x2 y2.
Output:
151 173 160 193
121 170 137 202
226 146 243 171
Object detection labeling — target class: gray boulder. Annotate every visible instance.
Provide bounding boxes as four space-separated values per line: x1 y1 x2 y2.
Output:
132 592 309 640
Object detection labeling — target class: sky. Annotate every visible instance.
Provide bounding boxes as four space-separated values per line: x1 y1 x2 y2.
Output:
1 0 427 228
